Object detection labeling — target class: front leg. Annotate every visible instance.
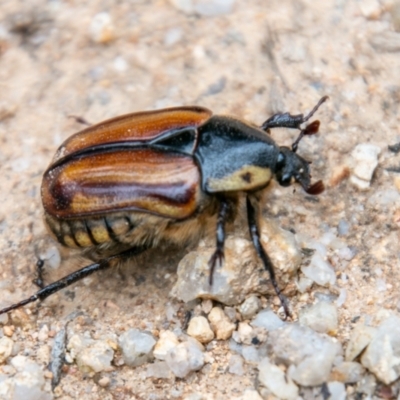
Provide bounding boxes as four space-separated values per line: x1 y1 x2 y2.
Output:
246 195 290 318
208 198 230 285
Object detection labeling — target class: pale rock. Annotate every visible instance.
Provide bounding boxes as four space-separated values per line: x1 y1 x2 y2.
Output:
169 0 236 16
239 296 261 319
187 316 214 343
172 220 301 306
267 324 341 386
331 361 365 383
119 329 156 367
89 12 115 44
345 324 377 361
242 345 260 363
299 301 338 334
76 341 114 373
296 276 313 293
208 307 235 340
327 381 346 400
350 144 381 190
146 361 173 379
361 316 400 384
228 354 244 375
241 389 263 400
258 357 299 400
252 309 285 331
165 341 205 378
153 330 179 361
0 336 13 363
201 299 213 314
237 322 254 345
359 0 381 19
301 253 336 287
1 358 52 400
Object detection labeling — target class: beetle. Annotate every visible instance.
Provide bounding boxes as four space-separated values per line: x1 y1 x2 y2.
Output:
0 96 328 317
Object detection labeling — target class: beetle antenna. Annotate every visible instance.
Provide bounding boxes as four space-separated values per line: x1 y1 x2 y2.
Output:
301 95 329 124
291 120 320 153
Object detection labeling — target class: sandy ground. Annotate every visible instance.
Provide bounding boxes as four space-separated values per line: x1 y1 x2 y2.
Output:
1 0 400 399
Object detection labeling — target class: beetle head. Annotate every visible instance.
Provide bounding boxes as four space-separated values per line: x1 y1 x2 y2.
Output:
275 146 324 195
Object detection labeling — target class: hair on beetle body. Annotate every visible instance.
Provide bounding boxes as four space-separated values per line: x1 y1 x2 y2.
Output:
0 96 328 318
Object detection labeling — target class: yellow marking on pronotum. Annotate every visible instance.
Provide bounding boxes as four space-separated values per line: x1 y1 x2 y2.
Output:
207 166 272 192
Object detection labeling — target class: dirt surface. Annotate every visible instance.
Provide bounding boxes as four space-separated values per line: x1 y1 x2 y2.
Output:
1 0 400 399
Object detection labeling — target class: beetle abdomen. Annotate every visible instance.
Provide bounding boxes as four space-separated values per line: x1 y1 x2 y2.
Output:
44 203 218 259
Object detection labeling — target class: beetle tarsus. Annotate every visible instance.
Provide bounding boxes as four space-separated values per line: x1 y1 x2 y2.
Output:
208 199 229 285
33 258 46 289
246 196 291 319
208 248 225 285
260 95 328 132
0 247 147 316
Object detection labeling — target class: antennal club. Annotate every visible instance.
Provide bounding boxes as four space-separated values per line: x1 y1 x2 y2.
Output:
292 120 320 153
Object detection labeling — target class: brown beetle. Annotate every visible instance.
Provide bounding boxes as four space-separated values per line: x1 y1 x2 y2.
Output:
0 96 328 317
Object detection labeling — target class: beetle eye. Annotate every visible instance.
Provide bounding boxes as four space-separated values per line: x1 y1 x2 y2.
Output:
276 152 285 169
279 174 292 187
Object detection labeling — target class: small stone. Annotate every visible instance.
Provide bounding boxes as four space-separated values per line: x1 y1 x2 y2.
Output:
301 253 336 287
0 337 13 363
241 345 260 363
337 220 350 236
97 376 110 387
361 316 400 384
164 28 182 46
359 0 381 19
153 330 179 361
239 296 261 319
241 389 263 400
252 309 285 331
237 322 254 345
201 299 213 314
228 354 244 375
299 301 338 334
77 341 114 373
326 381 346 400
356 373 377 397
146 361 173 379
119 329 156 367
172 220 301 306
39 246 61 270
258 357 299 400
165 341 205 378
350 144 381 190
266 324 341 386
4 357 52 400
345 324 377 361
3 325 14 337
89 12 115 44
224 306 237 322
296 276 313 293
169 0 236 16
187 316 214 344
331 361 365 383
38 325 49 342
208 307 235 340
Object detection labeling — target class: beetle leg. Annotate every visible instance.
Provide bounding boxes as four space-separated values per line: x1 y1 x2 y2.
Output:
260 96 328 131
0 246 147 316
208 198 230 285
246 195 291 318
32 258 46 289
